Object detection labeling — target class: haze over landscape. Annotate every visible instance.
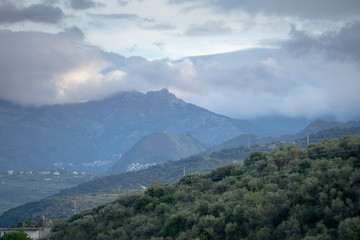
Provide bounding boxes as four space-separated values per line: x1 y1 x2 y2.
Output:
1 1 360 239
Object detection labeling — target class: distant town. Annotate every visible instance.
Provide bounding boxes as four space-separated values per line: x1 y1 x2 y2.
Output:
5 169 87 176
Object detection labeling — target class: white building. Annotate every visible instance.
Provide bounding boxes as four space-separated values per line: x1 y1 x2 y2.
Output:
0 217 52 240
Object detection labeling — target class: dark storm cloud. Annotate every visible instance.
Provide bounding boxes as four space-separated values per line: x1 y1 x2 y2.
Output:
0 1 63 24
70 0 97 10
285 21 360 60
184 21 232 37
168 0 360 19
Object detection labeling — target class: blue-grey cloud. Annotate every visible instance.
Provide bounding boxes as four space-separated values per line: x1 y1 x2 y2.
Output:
89 13 154 22
153 41 165 50
168 0 360 19
0 2 63 24
145 22 176 30
285 21 360 60
117 0 144 7
117 0 131 6
70 0 97 10
1 21 359 121
184 21 232 37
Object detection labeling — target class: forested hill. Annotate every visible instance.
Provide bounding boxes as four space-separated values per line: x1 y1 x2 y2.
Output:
50 135 360 239
0 127 359 228
0 145 265 228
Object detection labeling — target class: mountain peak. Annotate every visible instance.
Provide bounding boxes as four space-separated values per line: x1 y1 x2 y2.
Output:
159 88 170 93
146 88 171 97
145 88 184 107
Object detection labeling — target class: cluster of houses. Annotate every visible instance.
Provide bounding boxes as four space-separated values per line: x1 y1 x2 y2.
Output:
6 170 86 176
126 162 157 171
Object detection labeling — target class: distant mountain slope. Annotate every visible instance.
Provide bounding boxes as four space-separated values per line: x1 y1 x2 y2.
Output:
0 88 261 173
109 132 206 174
207 120 360 152
206 134 274 153
292 126 360 148
291 119 360 140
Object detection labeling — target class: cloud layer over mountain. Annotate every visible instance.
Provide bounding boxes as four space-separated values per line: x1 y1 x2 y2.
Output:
0 0 359 120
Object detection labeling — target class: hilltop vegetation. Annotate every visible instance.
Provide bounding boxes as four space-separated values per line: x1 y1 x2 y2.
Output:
50 135 360 239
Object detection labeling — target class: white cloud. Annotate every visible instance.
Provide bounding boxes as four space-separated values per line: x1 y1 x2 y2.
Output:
0 28 127 105
0 2 359 121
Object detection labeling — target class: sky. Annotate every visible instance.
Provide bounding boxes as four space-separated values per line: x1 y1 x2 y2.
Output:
0 0 360 120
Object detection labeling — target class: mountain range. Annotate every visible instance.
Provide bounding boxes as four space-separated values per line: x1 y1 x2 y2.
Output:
207 119 360 152
0 88 261 173
1 88 359 174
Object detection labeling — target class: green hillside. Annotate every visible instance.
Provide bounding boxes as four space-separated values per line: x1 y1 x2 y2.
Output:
0 144 265 227
50 135 360 239
109 132 206 174
1 127 359 227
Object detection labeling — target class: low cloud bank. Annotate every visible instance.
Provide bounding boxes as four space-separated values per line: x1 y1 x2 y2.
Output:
1 22 359 120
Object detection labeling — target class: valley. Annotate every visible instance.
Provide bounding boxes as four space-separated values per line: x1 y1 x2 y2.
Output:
0 169 94 213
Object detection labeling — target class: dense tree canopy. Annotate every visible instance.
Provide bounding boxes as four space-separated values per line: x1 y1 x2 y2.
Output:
50 135 360 239
0 232 31 240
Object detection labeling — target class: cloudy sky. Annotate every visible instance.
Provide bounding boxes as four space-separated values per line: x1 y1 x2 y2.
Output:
0 0 360 120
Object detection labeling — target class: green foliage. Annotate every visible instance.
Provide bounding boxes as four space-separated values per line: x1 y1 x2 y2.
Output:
338 216 360 240
6 126 358 228
49 135 360 239
0 232 31 240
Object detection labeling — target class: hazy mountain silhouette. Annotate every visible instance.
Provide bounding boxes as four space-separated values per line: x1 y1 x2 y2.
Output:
0 88 261 173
